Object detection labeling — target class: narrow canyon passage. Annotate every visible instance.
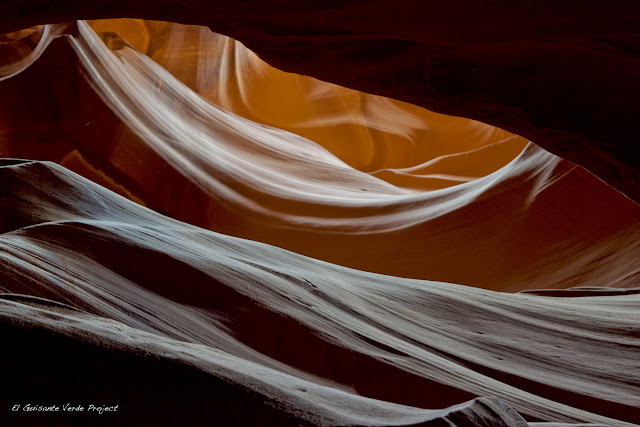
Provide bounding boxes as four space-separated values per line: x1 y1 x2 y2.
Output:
0 7 639 427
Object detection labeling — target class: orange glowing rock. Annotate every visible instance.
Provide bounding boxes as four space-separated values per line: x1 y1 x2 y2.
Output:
1 6 639 426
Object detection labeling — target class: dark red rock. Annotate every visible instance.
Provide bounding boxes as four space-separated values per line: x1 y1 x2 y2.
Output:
1 1 640 201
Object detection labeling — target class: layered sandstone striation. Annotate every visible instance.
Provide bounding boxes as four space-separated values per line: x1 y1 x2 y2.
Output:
0 159 638 425
1 5 639 427
1 22 639 289
1 1 639 202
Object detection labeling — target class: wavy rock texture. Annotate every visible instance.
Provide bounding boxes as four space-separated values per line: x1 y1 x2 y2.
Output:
1 159 638 426
1 21 640 290
0 11 639 427
0 1 639 202
88 19 529 182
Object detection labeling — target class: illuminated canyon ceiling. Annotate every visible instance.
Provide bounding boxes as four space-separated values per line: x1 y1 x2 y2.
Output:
0 2 639 426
